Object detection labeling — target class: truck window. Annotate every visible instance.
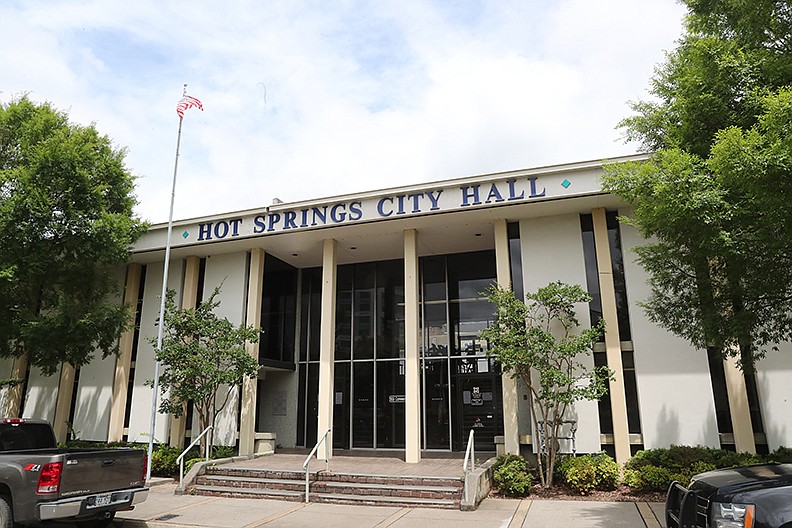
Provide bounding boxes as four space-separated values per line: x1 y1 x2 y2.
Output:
0 423 56 450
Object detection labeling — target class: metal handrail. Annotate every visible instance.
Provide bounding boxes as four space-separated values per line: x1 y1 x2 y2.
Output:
177 425 213 484
462 428 475 504
463 428 475 474
303 429 331 503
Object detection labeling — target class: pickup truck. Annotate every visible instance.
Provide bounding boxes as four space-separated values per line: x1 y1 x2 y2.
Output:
0 418 148 528
666 463 792 528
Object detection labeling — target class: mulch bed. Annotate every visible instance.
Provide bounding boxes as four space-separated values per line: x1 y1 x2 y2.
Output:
490 484 666 503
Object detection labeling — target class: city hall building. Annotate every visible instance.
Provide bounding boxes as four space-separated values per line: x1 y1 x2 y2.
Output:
2 154 791 465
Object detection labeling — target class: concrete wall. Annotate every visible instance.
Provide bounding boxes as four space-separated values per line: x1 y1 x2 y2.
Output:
620 220 720 448
257 370 300 447
518 213 601 454
755 340 792 450
22 366 59 423
126 259 184 443
72 268 128 441
201 252 249 446
0 357 14 416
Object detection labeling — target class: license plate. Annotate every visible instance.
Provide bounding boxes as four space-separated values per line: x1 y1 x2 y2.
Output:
92 494 111 507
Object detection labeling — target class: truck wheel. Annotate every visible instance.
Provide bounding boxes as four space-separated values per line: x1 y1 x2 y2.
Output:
0 496 17 528
75 512 115 528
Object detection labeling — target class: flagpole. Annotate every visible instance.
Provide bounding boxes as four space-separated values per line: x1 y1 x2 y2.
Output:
147 84 188 482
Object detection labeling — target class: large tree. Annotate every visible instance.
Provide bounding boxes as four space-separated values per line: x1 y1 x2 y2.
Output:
0 97 147 375
602 1 792 371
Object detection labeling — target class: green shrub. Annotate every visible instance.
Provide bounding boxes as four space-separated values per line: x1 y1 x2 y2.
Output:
151 445 188 477
493 455 533 497
212 445 235 459
560 453 620 494
767 446 792 464
622 465 674 492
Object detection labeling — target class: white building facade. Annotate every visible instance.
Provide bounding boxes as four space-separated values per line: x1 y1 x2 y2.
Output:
2 154 790 465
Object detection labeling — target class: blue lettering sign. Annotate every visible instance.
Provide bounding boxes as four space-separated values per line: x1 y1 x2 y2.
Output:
485 184 505 204
507 179 525 201
198 223 212 241
253 215 266 234
348 201 363 220
460 185 481 206
529 177 545 198
377 197 394 217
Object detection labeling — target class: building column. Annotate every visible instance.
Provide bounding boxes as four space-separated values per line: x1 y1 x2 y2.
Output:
317 239 337 460
169 256 202 448
591 208 631 465
404 229 421 463
108 263 143 442
5 354 28 418
239 249 265 456
723 354 756 452
52 364 76 443
494 219 520 455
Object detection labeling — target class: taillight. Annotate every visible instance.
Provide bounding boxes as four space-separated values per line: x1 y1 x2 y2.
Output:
143 453 148 482
37 462 62 494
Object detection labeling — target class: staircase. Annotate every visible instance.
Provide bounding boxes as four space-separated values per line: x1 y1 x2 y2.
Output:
189 465 465 509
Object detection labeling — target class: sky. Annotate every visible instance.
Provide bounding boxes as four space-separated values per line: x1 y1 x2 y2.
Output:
0 1 687 224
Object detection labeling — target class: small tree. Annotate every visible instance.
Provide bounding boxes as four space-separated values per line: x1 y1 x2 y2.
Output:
152 286 260 453
480 282 611 488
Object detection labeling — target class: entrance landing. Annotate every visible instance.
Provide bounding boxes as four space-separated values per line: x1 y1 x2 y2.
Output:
224 451 485 478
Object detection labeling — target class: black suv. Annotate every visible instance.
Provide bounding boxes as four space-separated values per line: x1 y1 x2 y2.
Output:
666 463 792 528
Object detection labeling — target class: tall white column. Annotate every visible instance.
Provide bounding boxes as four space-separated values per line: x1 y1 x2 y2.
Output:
170 256 202 448
723 353 756 453
108 263 142 442
592 208 631 465
494 219 520 455
404 229 421 463
239 249 265 456
317 239 337 460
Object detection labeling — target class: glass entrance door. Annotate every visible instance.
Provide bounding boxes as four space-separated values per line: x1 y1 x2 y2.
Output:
451 370 502 451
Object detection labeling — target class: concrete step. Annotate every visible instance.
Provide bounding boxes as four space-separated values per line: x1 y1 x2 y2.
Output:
311 492 459 509
313 480 461 499
195 466 464 509
190 484 303 502
195 474 305 492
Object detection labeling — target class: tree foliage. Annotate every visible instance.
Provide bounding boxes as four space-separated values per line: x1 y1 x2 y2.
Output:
602 1 792 370
0 96 147 375
152 287 260 451
480 282 610 488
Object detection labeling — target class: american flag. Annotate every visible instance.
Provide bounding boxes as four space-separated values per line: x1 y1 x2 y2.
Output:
176 95 203 118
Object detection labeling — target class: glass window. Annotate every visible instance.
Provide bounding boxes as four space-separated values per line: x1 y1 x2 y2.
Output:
352 361 374 448
422 256 446 302
422 358 449 449
333 362 350 449
377 360 405 448
260 255 298 365
447 251 496 300
508 222 524 301
353 264 376 360
335 266 353 361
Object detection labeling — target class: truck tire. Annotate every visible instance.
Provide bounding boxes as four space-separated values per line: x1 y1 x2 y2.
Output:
76 512 115 528
0 496 16 528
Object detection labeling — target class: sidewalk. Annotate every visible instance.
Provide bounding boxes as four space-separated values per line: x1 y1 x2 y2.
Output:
115 482 666 528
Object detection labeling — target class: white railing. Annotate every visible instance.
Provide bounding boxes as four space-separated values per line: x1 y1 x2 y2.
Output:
303 429 331 503
177 425 213 484
462 428 475 504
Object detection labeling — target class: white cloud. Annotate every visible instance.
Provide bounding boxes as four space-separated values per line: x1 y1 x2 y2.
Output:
0 0 686 223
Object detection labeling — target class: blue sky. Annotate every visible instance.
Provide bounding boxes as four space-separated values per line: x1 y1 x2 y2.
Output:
1 1 686 224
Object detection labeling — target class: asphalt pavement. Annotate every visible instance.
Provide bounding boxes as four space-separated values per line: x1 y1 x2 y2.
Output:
108 481 666 528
